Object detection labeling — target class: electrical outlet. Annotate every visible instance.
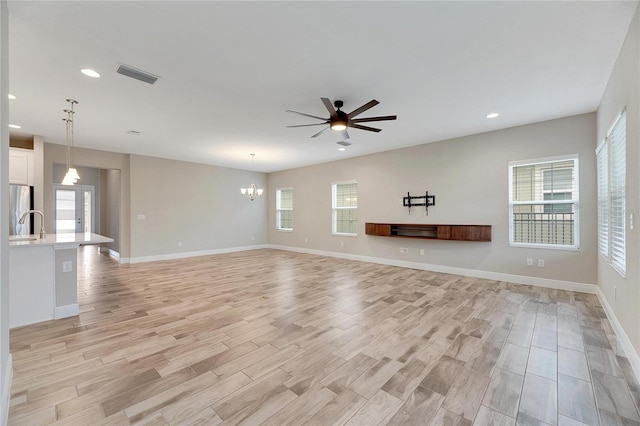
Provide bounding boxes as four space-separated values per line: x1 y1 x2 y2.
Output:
251 235 255 241
178 241 182 247
137 213 146 220
399 247 409 254
420 249 425 255
62 260 72 273
527 258 533 266
538 259 545 267
340 241 344 247
304 238 308 243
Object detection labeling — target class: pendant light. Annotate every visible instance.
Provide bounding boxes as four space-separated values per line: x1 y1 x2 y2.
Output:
62 99 80 185
240 153 263 201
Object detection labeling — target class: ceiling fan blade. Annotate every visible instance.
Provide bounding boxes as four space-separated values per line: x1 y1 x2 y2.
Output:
311 126 331 138
347 99 379 119
349 123 382 133
286 110 328 121
287 122 329 128
350 115 397 123
341 129 350 140
321 98 338 119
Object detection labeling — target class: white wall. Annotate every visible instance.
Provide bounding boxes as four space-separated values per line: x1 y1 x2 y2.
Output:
269 113 597 285
0 0 10 422
597 6 640 354
128 155 267 261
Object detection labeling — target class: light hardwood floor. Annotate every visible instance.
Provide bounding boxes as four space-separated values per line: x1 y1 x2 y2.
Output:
8 247 640 425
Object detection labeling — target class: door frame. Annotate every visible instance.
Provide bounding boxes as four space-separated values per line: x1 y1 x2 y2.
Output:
53 184 96 234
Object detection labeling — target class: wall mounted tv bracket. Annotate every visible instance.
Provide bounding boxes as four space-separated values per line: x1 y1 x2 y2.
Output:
403 191 436 215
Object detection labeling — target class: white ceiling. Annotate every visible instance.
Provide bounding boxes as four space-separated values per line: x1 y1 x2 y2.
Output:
7 1 638 173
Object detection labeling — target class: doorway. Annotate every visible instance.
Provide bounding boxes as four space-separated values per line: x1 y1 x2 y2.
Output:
53 184 95 234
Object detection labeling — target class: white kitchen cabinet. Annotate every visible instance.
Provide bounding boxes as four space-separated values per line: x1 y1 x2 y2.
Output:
9 147 34 185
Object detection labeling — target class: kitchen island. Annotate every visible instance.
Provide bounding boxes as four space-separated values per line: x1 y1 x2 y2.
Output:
9 233 113 328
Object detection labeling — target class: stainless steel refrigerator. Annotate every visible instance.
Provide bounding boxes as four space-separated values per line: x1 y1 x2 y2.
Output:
9 184 34 236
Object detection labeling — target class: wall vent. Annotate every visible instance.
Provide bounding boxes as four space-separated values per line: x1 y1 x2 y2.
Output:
117 64 159 85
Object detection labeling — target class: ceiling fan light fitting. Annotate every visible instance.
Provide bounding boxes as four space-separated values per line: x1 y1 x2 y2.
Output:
330 121 347 131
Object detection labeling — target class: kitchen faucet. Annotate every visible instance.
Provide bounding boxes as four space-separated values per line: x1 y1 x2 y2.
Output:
18 210 46 239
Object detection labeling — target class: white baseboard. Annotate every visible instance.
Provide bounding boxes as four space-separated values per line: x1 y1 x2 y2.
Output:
121 244 269 264
267 244 599 294
595 288 640 385
54 304 79 319
2 354 12 426
99 247 120 259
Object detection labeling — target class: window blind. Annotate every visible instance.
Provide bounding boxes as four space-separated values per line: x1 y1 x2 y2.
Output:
332 182 357 235
609 111 626 274
596 141 609 257
276 188 293 230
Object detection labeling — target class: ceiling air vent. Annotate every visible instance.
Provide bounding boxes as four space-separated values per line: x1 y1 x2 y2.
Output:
336 141 351 147
116 64 159 85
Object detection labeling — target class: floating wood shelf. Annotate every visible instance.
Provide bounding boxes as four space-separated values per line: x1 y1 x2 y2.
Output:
365 223 491 242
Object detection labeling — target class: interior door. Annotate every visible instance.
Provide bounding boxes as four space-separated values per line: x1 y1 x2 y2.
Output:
54 185 95 234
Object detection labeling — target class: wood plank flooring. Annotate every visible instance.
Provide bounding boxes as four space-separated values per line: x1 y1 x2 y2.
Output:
8 247 640 425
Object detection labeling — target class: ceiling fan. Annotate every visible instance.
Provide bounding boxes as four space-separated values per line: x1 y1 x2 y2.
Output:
286 98 397 139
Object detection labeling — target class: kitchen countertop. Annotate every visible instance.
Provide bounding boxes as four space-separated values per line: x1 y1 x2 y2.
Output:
9 233 114 249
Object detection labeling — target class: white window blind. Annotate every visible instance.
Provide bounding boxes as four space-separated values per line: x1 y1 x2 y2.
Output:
509 156 579 249
596 141 609 257
332 182 357 235
276 188 293 230
609 111 626 274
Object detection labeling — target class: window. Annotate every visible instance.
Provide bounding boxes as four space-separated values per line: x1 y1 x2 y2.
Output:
509 155 579 249
598 111 626 275
542 168 573 213
276 188 293 231
332 181 357 235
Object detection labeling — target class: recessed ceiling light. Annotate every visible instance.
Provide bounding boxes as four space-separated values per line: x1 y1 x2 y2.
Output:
81 68 101 78
337 141 350 151
8 124 21 129
486 112 499 119
8 94 16 100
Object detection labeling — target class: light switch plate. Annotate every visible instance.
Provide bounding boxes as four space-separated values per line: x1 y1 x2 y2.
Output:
62 260 73 273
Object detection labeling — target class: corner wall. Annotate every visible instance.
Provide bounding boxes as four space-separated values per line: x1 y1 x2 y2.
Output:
100 168 120 254
597 5 640 356
0 0 10 422
268 113 597 286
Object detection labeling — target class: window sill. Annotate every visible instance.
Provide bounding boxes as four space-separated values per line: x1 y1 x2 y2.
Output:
276 228 293 233
510 242 580 251
333 233 357 237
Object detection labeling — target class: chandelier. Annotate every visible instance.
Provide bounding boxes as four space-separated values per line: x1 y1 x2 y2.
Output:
61 99 80 185
240 153 263 201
